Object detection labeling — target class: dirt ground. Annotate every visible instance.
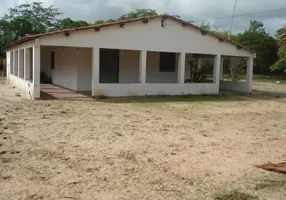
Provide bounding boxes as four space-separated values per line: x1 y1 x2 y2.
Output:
0 78 285 200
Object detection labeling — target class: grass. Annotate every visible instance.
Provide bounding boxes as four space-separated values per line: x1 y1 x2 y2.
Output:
98 93 241 104
253 75 286 84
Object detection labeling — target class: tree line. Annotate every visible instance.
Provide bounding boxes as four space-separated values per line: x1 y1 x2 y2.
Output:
0 2 285 75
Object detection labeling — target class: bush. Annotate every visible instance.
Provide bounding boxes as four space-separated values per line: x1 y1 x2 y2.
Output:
40 71 52 84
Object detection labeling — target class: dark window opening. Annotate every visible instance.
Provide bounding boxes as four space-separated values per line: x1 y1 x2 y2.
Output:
159 52 176 72
51 51 55 70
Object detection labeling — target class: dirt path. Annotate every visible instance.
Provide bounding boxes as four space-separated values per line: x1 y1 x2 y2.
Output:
0 78 286 200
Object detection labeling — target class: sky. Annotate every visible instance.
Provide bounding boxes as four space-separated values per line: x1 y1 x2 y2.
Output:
0 0 285 35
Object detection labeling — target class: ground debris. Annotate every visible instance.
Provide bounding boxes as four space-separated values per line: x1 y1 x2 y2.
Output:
255 161 286 174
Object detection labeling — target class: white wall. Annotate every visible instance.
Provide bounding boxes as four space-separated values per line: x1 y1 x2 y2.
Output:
77 48 92 91
119 50 140 83
220 81 250 92
94 83 218 97
9 75 34 99
39 18 253 57
146 51 178 83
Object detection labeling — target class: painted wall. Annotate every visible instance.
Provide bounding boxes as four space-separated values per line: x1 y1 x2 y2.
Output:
219 81 250 92
39 18 253 57
9 75 34 99
77 48 92 91
95 83 218 97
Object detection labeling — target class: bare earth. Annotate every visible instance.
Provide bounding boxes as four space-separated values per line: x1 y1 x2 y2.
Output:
0 78 286 200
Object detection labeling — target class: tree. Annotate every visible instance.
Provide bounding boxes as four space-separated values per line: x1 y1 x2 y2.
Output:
270 27 286 73
234 20 279 74
94 20 105 25
0 2 61 51
117 9 157 21
3 2 61 35
55 18 90 30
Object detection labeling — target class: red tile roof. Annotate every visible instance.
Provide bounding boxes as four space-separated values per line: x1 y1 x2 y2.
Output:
5 14 255 53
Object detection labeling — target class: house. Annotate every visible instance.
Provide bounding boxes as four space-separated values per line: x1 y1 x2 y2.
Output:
5 14 255 100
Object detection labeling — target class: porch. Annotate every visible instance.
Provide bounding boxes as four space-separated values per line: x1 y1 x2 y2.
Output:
6 45 254 99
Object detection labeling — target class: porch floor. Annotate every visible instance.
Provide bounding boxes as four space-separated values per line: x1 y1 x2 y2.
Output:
40 84 92 100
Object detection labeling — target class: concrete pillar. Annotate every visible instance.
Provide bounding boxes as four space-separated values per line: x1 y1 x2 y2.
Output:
19 49 24 78
177 52 186 83
13 50 17 76
139 50 147 84
33 45 41 99
92 47 100 96
18 50 21 77
6 52 10 82
198 57 202 69
247 56 253 92
24 48 27 80
25 48 31 81
220 58 224 81
214 54 221 87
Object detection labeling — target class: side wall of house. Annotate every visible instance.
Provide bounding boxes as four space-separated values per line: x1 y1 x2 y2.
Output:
7 40 36 99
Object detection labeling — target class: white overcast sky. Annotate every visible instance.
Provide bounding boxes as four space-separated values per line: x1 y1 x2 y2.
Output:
1 0 285 35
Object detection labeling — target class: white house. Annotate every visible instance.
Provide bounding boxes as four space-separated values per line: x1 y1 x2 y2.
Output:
5 14 255 100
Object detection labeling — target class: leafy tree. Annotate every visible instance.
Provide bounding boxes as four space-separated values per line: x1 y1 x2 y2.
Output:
105 19 116 23
270 27 286 73
94 20 105 25
3 2 61 35
117 9 157 21
55 18 90 30
234 20 278 74
0 2 61 51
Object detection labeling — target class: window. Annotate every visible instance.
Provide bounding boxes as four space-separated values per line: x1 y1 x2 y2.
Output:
51 51 55 70
159 52 176 72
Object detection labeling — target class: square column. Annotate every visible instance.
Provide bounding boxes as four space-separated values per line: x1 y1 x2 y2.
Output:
13 50 16 76
6 52 10 82
25 48 32 81
24 48 27 80
19 49 24 78
18 50 21 77
92 47 100 96
220 58 224 81
33 45 41 99
247 56 253 92
198 57 202 69
139 50 147 84
214 54 221 86
177 52 186 83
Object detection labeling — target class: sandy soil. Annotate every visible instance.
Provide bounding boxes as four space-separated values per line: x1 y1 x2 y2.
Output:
0 77 286 200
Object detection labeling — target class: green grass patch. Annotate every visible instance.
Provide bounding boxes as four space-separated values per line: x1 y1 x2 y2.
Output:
253 75 286 84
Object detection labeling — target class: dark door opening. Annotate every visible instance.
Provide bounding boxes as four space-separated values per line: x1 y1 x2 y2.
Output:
100 48 119 83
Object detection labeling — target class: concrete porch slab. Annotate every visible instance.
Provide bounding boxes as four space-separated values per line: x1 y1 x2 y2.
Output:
40 84 91 100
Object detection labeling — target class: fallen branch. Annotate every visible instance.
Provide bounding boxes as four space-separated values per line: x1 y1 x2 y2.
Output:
255 162 286 174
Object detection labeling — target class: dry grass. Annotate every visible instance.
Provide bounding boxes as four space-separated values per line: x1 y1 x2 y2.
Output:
0 78 286 200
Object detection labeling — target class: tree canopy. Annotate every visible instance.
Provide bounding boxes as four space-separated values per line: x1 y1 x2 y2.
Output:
270 27 286 72
55 18 90 30
233 21 278 74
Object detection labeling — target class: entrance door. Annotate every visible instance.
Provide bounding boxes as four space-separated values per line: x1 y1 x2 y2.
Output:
100 49 119 83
